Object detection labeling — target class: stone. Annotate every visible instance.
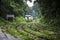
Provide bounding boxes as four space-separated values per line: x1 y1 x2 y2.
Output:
6 15 14 21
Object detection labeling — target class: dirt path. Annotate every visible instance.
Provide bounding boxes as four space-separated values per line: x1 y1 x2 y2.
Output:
0 28 22 40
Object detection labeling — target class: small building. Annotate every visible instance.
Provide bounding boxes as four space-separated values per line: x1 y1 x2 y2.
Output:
25 15 33 22
6 14 14 21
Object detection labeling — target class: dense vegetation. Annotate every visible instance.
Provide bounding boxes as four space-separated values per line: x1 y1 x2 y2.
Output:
0 0 60 40
37 0 60 40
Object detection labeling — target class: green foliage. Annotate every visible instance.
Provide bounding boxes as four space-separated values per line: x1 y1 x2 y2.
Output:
37 0 60 40
0 0 27 18
0 0 60 40
15 17 26 23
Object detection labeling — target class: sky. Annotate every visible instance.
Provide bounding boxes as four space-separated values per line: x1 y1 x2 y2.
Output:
27 0 36 7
